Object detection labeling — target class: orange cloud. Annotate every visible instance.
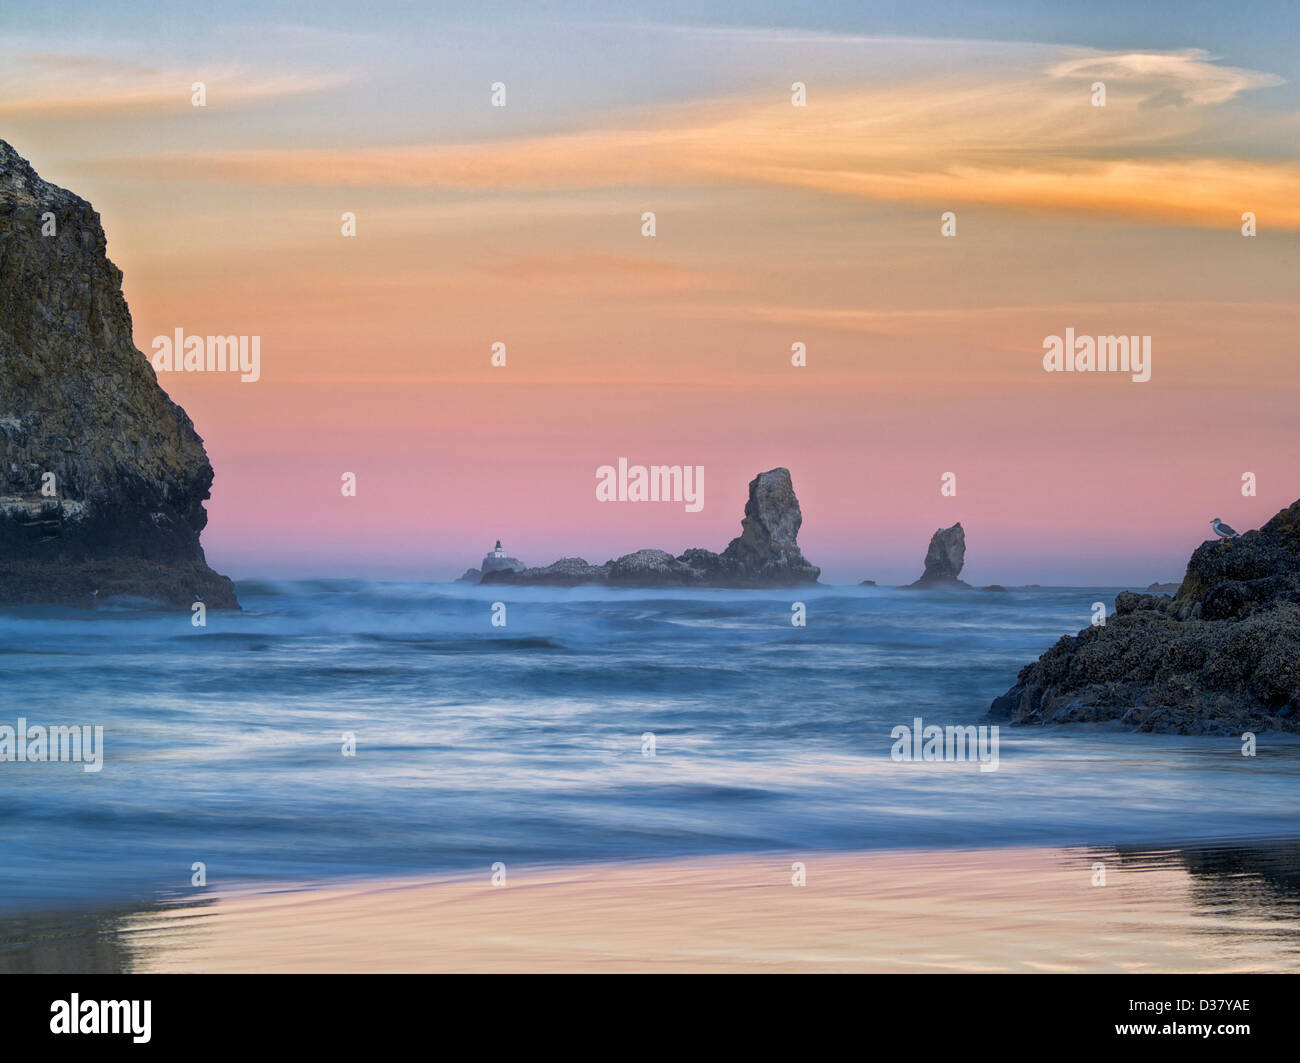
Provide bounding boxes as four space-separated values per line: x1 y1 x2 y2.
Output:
90 47 1298 228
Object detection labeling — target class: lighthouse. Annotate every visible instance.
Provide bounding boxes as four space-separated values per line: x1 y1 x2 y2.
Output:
493 540 505 559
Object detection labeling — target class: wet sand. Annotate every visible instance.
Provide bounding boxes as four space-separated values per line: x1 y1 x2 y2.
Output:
77 843 1300 973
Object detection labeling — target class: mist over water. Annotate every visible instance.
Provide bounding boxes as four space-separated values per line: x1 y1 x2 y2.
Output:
2 581 1297 911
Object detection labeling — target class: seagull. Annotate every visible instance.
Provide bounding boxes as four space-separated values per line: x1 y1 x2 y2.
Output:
1211 518 1238 540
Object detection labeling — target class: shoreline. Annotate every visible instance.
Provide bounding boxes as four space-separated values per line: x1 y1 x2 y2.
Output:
7 842 1297 973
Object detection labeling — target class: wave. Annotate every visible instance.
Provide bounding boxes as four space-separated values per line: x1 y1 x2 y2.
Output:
2 579 1293 913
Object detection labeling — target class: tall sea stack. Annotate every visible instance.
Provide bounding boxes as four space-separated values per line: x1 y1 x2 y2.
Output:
906 523 971 589
0 140 237 607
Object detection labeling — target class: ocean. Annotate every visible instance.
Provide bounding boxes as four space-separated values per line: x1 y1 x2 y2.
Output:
2 581 1298 913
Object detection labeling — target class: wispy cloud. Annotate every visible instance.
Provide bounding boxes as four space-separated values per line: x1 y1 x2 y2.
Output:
1047 49 1282 106
0 52 354 118
93 44 1297 228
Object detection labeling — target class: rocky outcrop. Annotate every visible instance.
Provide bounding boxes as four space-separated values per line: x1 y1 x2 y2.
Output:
482 467 820 588
0 139 236 608
488 556 610 586
990 499 1300 734
482 548 524 577
606 548 700 586
1146 582 1181 594
456 542 525 584
721 468 818 582
905 522 971 589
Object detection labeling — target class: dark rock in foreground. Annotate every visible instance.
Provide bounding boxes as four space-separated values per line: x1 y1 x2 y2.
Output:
482 467 820 588
905 522 972 589
991 499 1300 734
0 140 236 608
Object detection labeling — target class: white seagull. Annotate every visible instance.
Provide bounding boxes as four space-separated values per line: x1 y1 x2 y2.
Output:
1211 517 1238 540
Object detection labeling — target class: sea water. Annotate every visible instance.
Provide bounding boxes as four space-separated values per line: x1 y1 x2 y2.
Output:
1 581 1297 911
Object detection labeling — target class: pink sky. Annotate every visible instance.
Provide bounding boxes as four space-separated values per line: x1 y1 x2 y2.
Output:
4 27 1296 583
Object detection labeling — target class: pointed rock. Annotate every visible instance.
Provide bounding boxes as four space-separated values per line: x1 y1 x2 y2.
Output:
906 522 970 589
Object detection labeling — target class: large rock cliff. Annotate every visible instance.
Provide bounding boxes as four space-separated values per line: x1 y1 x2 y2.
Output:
990 500 1300 734
0 139 237 607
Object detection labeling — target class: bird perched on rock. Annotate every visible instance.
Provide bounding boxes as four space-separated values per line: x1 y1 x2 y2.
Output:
1211 517 1238 540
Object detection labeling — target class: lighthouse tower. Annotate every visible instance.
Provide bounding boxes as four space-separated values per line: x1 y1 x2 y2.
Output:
493 540 505 559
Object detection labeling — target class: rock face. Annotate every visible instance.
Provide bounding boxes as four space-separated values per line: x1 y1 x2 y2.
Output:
990 499 1300 734
712 467 821 586
0 140 236 608
607 548 698 586
483 554 524 576
482 467 821 588
488 556 610 586
906 523 971 589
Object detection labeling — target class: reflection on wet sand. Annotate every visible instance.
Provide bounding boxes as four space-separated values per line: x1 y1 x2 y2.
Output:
0 905 168 974
4 841 1299 973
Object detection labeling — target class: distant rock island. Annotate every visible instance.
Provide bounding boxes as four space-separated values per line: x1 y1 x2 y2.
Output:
906 523 970 588
481 467 820 588
991 498 1300 734
457 540 526 584
0 140 237 608
901 522 1002 591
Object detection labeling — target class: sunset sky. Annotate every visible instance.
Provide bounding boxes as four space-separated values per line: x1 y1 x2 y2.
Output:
2 0 1297 584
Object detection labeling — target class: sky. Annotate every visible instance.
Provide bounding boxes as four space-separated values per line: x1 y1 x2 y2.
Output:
1 1 1297 584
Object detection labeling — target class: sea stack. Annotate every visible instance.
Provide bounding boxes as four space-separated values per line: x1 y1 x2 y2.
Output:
0 140 237 608
483 467 821 588
681 466 821 587
990 498 1300 734
906 523 971 589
